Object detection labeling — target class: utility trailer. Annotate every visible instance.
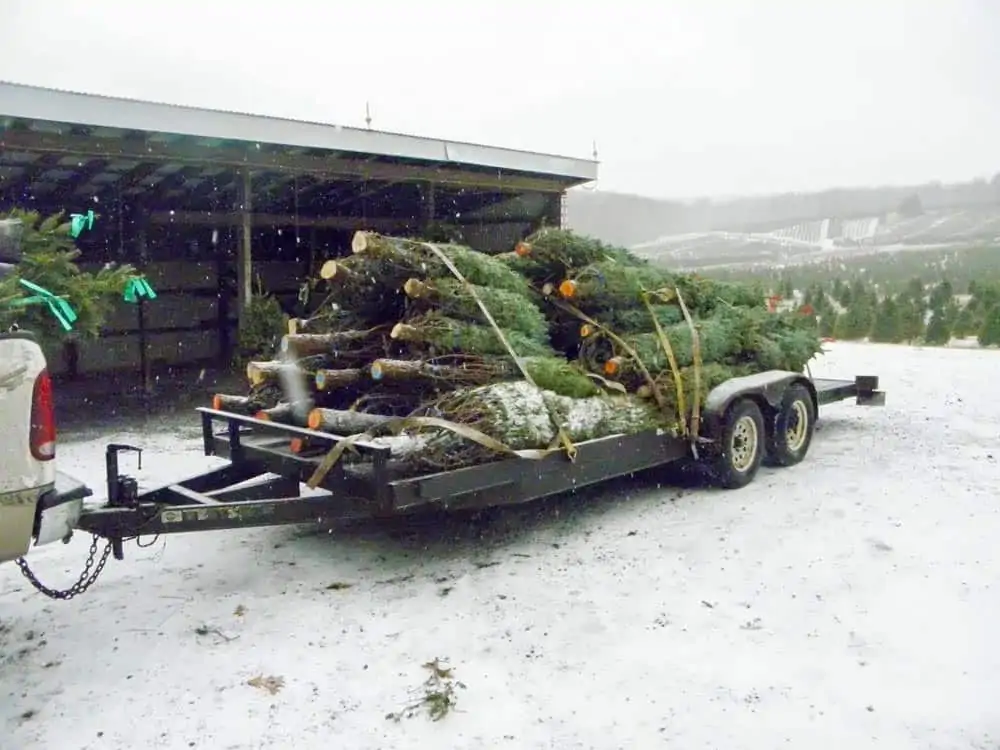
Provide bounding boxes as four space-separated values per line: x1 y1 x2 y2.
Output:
65 371 883 566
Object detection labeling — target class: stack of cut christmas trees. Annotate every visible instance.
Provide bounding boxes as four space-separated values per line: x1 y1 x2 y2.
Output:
213 229 821 474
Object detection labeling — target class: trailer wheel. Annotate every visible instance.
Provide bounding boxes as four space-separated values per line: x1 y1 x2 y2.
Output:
708 398 765 489
765 383 815 467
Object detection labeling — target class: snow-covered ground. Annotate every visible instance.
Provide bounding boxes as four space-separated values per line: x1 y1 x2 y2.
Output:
2 343 998 750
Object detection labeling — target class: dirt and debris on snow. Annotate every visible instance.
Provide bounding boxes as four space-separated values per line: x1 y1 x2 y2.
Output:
386 658 465 723
1 342 999 749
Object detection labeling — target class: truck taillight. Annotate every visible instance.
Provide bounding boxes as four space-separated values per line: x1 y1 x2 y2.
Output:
30 369 56 461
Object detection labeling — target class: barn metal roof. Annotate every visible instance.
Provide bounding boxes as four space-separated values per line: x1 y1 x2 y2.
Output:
0 81 595 223
0 80 597 184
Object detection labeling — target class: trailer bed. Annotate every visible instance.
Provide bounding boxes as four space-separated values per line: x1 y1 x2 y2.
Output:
76 373 883 541
197 373 882 511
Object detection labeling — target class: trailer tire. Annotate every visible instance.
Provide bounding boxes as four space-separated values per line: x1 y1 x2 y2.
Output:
765 383 815 467
707 398 765 489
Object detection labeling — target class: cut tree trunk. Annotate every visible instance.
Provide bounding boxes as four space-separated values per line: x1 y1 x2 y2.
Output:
390 314 554 358
402 277 434 301
281 330 386 358
351 230 396 255
319 259 359 282
351 231 531 296
291 433 430 463
212 393 253 414
247 355 338 386
314 367 365 391
370 357 511 387
246 361 292 387
306 407 394 435
254 401 310 425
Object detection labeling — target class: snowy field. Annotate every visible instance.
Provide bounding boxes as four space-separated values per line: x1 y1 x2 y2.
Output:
1 342 998 750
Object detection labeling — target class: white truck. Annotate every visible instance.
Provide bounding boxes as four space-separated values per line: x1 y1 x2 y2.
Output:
0 219 89 575
0 331 82 561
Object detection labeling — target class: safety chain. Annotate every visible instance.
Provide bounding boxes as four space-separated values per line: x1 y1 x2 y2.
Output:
15 534 112 600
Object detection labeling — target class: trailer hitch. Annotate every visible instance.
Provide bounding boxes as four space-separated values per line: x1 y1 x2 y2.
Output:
12 446 142 600
105 443 143 560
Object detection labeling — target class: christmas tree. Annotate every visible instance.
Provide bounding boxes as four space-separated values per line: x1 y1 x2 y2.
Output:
0 209 135 341
978 304 1000 347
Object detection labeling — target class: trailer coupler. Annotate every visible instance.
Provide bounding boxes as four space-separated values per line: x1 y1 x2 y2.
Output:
105 443 143 560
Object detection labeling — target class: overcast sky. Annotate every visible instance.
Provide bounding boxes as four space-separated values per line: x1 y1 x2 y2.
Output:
1 0 997 200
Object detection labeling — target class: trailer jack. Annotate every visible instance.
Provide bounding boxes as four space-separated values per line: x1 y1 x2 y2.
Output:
105 443 143 560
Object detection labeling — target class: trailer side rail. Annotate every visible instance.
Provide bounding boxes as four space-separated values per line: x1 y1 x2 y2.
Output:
200 408 692 511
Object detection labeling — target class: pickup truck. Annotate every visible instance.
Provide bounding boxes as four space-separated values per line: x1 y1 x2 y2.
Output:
0 219 87 567
0 331 83 563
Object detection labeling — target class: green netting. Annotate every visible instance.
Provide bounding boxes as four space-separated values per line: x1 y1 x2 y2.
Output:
411 380 667 469
616 312 760 371
404 277 548 340
317 254 406 322
664 275 768 314
393 311 554 358
602 308 822 384
356 233 531 296
510 228 643 283
520 356 600 398
595 303 684 334
560 261 671 310
650 361 756 401
497 251 549 283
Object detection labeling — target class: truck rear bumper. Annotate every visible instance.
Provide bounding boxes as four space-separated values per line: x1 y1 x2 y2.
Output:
0 472 93 563
35 471 92 546
0 487 42 563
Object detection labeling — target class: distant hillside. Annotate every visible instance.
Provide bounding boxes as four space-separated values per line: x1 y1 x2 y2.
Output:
564 175 1000 248
632 206 1000 271
562 190 690 246
703 243 1000 299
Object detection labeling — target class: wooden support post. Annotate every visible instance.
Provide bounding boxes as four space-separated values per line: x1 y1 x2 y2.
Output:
301 224 318 317
137 296 150 396
421 181 436 233
237 169 253 328
215 224 232 363
308 225 317 268
135 217 152 397
547 191 565 230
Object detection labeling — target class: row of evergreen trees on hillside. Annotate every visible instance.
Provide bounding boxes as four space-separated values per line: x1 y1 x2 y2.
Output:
788 277 1000 346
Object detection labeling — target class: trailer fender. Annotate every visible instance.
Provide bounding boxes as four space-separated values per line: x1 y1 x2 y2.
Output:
700 370 817 443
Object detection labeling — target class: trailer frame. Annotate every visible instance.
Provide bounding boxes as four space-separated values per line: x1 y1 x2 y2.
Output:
73 372 883 549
